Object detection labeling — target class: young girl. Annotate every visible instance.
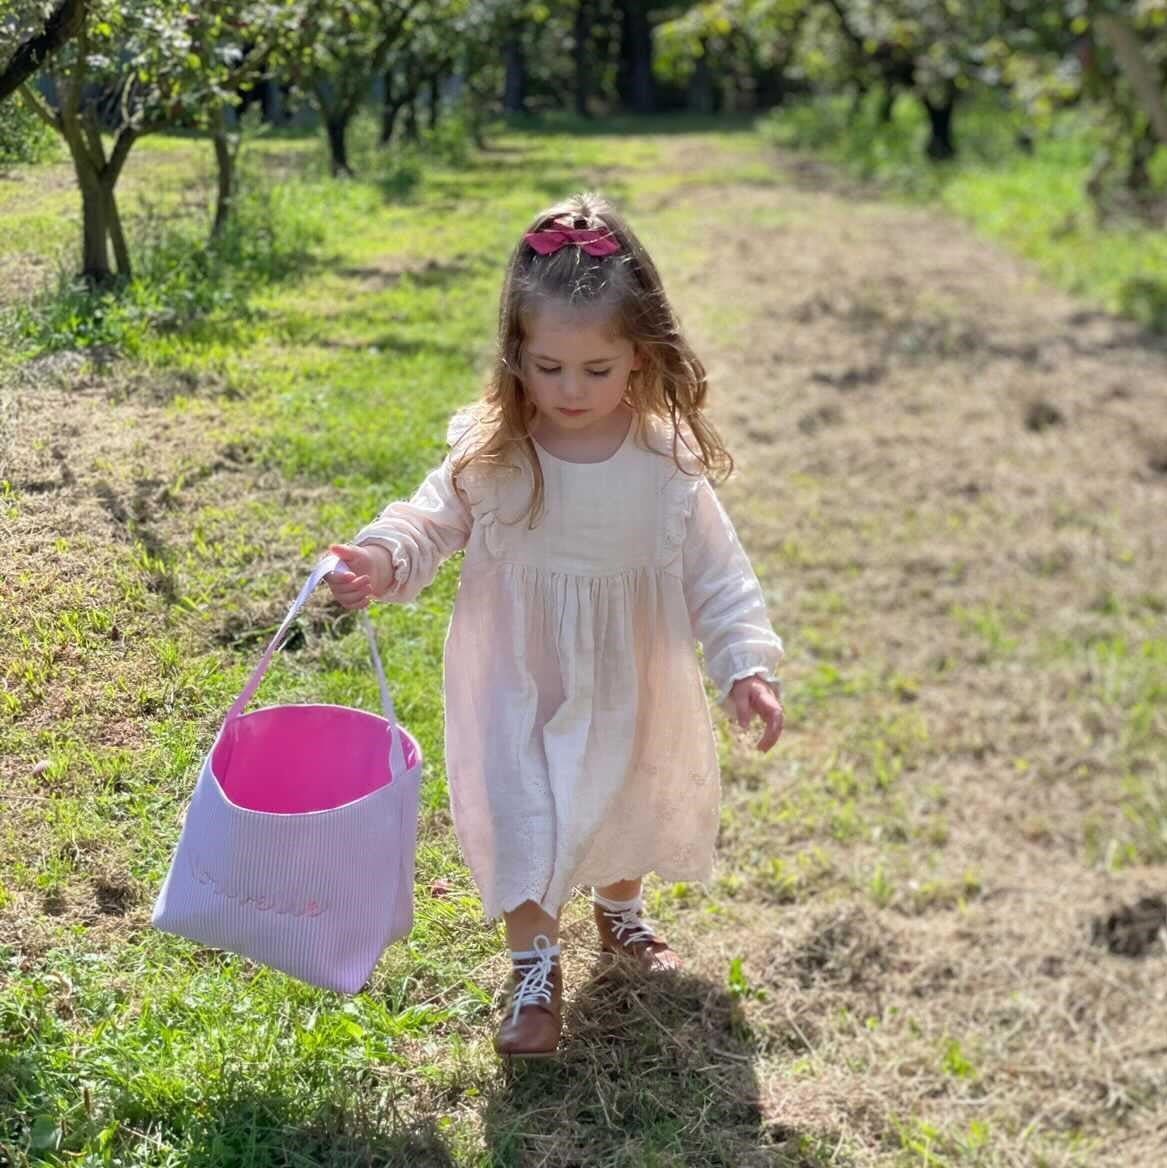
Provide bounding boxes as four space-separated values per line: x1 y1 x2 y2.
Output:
326 192 784 1059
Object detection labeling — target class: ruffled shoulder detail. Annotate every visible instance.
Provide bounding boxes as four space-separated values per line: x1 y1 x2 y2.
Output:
444 406 527 538
442 408 491 515
645 415 706 557
640 412 704 476
446 405 487 454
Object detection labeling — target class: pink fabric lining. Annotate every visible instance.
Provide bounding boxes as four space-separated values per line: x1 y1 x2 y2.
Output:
211 705 420 815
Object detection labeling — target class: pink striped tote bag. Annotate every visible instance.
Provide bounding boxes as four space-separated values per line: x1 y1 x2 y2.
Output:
151 554 422 993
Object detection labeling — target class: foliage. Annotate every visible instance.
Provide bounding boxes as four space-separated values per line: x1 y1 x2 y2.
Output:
0 0 84 102
5 169 326 356
0 84 57 163
655 0 808 110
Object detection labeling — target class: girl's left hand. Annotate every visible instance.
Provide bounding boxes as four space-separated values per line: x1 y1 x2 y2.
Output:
729 676 785 752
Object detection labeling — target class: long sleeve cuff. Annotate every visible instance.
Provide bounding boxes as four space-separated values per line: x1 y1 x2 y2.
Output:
707 636 785 703
719 664 783 703
352 530 416 603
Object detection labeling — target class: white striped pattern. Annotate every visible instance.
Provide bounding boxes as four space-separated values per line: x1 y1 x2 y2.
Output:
152 715 421 995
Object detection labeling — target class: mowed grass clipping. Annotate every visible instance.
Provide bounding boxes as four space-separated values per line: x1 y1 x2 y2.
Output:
3 111 1166 1168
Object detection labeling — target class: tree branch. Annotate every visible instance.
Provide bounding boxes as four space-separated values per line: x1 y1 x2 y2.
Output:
823 0 866 57
107 123 138 184
18 81 61 133
0 0 86 103
81 106 107 168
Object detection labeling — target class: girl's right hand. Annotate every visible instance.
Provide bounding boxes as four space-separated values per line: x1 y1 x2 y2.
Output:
326 543 394 610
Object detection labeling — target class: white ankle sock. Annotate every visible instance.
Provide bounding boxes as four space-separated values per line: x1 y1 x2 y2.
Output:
592 891 644 913
510 933 560 961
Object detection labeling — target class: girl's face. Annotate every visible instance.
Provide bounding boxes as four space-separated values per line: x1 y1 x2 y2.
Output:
520 305 640 433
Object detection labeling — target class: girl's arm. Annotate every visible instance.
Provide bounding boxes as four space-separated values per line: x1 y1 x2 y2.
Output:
351 456 472 603
681 477 784 702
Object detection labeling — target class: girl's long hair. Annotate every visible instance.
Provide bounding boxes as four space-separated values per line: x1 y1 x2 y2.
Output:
451 191 732 524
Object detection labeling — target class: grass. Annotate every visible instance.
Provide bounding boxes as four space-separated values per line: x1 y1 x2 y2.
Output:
759 93 1167 332
0 113 815 1168
3 106 1166 1167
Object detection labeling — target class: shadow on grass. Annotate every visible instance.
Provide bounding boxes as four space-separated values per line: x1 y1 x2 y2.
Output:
481 962 809 1168
334 258 474 292
176 1093 459 1168
376 153 626 208
423 159 631 208
501 112 762 138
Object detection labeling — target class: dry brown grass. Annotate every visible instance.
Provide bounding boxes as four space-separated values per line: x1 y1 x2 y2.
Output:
649 157 1167 1165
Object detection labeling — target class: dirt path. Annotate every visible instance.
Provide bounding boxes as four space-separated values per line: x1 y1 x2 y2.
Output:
3 133 1165 1164
649 138 1167 1164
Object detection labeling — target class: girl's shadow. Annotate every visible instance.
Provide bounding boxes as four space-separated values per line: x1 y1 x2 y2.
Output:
481 959 789 1167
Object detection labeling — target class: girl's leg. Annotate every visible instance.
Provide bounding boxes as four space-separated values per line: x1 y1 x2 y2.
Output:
594 878 641 903
592 877 682 971
503 899 559 951
496 900 562 1060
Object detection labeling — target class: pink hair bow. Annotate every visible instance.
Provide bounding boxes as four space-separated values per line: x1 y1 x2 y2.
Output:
524 227 621 257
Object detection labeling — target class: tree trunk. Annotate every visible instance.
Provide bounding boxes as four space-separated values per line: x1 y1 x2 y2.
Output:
848 82 867 122
105 181 129 277
211 131 233 239
61 102 134 285
325 113 353 176
878 85 897 124
754 63 786 109
1094 12 1167 146
503 35 527 114
618 0 654 114
210 107 239 242
464 76 489 148
65 147 127 285
1127 123 1156 205
689 41 715 115
77 166 113 285
18 26 142 288
574 0 592 118
922 87 958 160
380 69 399 143
404 99 419 142
428 76 440 131
259 78 284 125
381 101 402 145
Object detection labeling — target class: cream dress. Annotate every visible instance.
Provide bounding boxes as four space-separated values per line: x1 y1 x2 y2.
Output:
354 410 783 920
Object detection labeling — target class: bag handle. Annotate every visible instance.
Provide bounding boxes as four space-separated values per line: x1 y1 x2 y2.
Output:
224 554 407 778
